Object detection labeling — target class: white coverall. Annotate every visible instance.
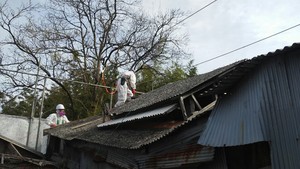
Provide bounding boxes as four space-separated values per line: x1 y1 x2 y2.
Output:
114 71 136 107
46 113 70 126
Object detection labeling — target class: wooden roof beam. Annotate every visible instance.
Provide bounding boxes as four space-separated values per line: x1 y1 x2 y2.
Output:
179 96 188 121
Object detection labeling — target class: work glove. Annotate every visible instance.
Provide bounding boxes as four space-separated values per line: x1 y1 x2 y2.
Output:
132 89 136 95
50 124 57 128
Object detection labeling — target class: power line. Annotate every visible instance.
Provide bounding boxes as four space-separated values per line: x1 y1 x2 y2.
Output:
194 23 300 67
2 22 298 90
0 67 148 94
0 67 114 89
172 0 217 28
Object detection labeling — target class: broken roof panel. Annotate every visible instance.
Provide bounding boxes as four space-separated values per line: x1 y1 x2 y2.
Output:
97 104 177 128
0 135 57 167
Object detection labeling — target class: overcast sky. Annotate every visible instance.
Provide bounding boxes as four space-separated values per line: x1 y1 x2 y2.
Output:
142 0 300 73
5 0 300 74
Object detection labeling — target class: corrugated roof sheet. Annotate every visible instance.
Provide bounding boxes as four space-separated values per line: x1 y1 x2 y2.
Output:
0 135 57 167
0 135 43 157
109 60 247 116
97 104 177 128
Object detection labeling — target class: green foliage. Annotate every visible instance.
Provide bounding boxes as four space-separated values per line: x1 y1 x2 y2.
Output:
137 66 157 92
1 88 41 117
186 60 197 77
137 60 198 93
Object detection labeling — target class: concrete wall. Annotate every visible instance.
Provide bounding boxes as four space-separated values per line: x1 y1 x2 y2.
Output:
0 114 50 154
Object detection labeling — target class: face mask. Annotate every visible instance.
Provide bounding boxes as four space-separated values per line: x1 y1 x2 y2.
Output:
57 110 65 116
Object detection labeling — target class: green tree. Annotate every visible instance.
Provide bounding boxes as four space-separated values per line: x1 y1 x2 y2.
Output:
137 60 197 93
1 88 41 117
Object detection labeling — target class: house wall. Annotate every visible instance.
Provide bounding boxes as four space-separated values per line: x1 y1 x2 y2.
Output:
63 140 139 169
198 51 300 169
136 114 216 169
224 142 271 169
0 114 49 153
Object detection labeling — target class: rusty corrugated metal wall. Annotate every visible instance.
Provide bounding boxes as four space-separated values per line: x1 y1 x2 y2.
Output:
198 51 300 169
136 145 214 169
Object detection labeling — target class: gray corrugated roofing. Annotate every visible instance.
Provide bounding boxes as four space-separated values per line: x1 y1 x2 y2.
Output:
110 60 247 116
198 43 300 169
97 104 177 128
44 101 215 149
0 135 43 157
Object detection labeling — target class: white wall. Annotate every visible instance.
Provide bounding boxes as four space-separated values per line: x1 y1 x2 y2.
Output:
0 114 50 154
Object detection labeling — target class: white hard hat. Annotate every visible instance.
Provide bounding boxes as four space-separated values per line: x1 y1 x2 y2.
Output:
56 104 65 110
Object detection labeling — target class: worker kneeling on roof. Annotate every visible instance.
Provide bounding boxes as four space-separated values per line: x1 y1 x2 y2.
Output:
46 104 70 128
114 70 136 107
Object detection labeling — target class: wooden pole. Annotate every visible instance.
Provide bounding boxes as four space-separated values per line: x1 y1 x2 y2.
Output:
26 59 41 146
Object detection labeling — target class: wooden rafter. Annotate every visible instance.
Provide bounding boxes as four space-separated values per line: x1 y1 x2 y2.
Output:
179 96 188 120
8 143 23 157
191 94 202 110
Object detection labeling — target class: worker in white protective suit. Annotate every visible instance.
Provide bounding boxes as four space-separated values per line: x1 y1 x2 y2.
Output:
46 104 70 128
114 71 136 107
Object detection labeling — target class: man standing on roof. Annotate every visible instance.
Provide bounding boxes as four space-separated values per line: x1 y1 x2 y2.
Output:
114 70 136 107
46 104 70 128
